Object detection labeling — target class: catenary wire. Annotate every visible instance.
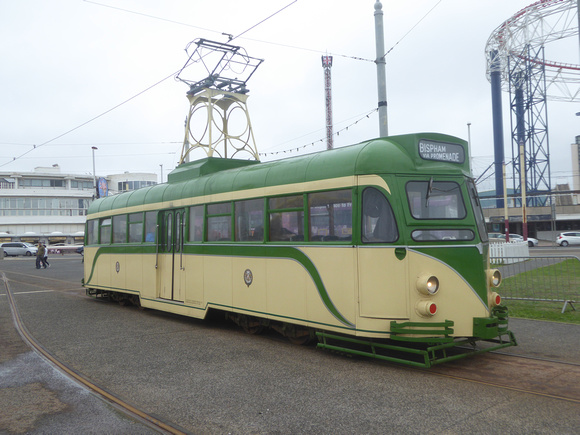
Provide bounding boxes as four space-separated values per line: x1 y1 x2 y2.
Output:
0 1 299 169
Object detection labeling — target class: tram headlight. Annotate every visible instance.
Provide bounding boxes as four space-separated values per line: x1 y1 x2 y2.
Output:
416 274 439 295
487 269 502 288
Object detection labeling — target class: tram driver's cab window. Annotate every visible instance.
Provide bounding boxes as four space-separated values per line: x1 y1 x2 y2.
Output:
362 187 398 243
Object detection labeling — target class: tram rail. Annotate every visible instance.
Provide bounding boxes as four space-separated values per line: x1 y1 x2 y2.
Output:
2 271 187 435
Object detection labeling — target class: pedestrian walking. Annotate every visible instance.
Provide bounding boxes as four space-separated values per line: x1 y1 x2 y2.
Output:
36 243 47 269
43 244 50 268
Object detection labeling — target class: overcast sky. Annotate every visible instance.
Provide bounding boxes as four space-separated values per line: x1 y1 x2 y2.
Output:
1 0 578 191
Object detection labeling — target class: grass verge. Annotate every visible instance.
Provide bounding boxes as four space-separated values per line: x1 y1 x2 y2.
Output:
500 259 579 324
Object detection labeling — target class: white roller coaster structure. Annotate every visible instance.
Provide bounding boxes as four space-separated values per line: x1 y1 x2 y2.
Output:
486 0 580 102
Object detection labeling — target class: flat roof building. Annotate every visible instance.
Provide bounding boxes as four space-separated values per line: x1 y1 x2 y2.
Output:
0 165 156 244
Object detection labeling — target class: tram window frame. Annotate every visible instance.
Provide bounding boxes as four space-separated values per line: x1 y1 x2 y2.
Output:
361 187 399 244
128 213 144 243
189 205 204 242
308 190 352 242
144 211 157 243
268 195 305 242
87 219 98 245
99 217 112 245
411 229 474 242
406 180 466 220
466 179 488 242
235 198 264 242
207 202 232 242
112 214 127 244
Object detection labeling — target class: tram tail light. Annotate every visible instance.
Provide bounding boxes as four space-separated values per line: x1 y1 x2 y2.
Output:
487 269 501 288
490 292 501 307
416 275 439 295
416 301 437 317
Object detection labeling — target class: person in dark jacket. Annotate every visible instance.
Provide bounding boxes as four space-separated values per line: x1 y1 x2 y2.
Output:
36 243 47 269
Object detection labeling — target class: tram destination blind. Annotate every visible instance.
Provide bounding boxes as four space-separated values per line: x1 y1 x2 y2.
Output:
418 139 465 164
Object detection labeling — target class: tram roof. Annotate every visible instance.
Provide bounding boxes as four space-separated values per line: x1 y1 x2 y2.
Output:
89 132 469 214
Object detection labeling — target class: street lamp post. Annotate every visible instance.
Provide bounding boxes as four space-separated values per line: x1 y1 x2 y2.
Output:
91 146 98 198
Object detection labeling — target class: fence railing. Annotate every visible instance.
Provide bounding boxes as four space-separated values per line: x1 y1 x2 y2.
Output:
491 255 579 313
489 241 529 263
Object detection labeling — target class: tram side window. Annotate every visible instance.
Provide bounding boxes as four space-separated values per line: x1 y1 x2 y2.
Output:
207 202 231 241
309 190 352 242
99 218 111 244
362 187 398 243
406 180 466 220
128 213 143 243
268 195 304 242
113 215 127 243
235 199 264 241
189 205 204 242
144 211 157 242
87 219 98 245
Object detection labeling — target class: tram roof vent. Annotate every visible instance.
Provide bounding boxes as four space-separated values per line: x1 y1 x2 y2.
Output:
168 157 259 183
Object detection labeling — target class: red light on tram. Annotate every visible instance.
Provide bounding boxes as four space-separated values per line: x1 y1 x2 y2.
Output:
416 300 437 317
490 292 501 307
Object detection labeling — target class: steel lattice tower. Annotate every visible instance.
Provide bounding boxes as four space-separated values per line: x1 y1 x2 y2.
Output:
508 45 551 206
485 0 579 205
322 55 334 150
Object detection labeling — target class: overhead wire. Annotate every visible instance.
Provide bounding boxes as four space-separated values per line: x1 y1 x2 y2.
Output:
2 0 445 167
0 0 299 169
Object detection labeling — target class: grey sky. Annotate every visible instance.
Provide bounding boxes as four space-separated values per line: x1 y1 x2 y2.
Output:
0 0 577 190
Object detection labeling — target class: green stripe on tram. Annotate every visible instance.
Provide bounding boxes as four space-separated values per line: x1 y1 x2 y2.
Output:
85 244 355 328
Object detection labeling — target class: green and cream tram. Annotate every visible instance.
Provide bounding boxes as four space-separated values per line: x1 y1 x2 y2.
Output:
83 133 515 367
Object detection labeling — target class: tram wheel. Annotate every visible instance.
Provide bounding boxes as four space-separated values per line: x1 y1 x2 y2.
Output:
243 324 265 335
287 335 312 345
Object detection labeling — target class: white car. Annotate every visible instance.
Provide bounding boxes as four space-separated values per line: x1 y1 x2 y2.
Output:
556 232 580 247
487 233 538 247
508 233 538 247
1 242 38 257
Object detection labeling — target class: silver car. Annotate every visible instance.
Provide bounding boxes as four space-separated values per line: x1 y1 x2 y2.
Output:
1 242 39 257
556 232 580 247
508 233 539 247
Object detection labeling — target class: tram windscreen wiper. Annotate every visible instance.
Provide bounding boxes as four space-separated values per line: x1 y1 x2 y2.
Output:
425 177 434 207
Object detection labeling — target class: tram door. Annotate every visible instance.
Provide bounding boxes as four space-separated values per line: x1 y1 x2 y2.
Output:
357 182 410 319
158 209 186 302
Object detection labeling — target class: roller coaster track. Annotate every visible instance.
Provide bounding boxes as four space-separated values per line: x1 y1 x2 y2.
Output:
486 0 580 102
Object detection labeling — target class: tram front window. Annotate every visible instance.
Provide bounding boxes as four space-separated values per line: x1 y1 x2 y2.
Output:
406 180 466 220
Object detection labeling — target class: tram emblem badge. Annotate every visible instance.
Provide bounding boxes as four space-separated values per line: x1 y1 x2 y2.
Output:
243 269 253 287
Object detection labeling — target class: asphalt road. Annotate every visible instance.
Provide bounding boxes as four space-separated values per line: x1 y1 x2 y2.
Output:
1 256 579 434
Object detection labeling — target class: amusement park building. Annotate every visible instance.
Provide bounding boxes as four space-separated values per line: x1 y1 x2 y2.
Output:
0 165 156 244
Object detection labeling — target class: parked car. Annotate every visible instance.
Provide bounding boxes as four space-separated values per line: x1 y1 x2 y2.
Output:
1 242 38 257
486 233 538 247
508 233 538 247
556 232 580 247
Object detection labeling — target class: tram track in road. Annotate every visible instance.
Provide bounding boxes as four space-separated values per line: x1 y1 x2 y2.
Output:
423 351 580 404
1 272 189 435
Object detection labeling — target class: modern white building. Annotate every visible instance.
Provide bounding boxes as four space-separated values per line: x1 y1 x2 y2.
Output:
0 165 157 244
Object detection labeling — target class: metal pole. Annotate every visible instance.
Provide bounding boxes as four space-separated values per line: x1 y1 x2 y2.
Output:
91 146 98 199
374 1 388 137
467 122 471 171
503 162 509 242
520 140 528 241
160 164 163 184
490 50 505 209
